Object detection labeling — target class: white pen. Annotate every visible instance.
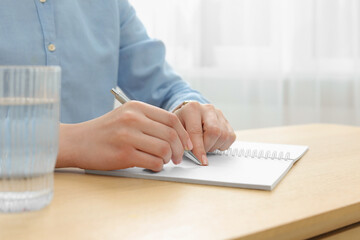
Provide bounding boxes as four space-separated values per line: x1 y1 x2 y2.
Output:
110 88 202 165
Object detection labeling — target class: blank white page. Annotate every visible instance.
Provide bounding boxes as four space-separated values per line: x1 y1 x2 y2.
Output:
86 141 308 190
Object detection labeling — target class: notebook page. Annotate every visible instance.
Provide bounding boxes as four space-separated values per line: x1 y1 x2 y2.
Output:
86 142 308 190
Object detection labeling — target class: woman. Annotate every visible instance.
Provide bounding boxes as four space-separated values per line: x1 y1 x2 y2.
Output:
0 0 236 171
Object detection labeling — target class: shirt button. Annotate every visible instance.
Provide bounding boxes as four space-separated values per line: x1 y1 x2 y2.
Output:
40 0 46 3
48 44 56 52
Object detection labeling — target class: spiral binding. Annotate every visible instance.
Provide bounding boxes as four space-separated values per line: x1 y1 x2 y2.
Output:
210 147 291 160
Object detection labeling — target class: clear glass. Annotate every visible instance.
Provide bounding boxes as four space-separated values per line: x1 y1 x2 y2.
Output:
0 66 61 212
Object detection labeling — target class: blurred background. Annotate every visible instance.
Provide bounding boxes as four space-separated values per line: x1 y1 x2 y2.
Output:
130 0 360 130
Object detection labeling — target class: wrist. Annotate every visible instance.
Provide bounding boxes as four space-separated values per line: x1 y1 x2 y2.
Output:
172 100 197 113
56 123 82 168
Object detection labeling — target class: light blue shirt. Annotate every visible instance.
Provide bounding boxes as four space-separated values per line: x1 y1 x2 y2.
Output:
0 0 208 123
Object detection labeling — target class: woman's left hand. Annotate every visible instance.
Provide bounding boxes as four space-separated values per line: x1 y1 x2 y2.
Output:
174 102 236 165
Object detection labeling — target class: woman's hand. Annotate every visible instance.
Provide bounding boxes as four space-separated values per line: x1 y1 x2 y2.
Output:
174 102 236 165
56 101 193 172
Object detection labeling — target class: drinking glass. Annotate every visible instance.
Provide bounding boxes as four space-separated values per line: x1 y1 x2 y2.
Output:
0 66 61 212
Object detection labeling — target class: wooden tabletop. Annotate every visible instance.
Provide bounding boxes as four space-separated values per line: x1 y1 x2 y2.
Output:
1 124 360 240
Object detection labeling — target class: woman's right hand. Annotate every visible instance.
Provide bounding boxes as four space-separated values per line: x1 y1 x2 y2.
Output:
56 101 193 172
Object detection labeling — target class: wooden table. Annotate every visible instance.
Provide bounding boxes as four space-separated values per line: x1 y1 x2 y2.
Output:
0 124 359 239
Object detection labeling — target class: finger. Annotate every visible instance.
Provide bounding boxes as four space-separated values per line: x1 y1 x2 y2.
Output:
135 101 193 151
128 149 164 172
220 121 236 150
129 130 173 164
139 118 185 164
210 110 236 152
202 108 221 152
177 102 208 165
218 109 237 149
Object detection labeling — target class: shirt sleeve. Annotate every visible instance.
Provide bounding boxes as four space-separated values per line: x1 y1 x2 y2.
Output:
117 0 209 111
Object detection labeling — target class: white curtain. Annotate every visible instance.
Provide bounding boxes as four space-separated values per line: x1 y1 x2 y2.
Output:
131 0 360 130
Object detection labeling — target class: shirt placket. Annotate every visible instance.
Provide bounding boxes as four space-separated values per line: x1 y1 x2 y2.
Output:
34 0 59 66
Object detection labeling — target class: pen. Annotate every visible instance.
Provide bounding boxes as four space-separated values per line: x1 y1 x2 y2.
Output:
110 88 202 165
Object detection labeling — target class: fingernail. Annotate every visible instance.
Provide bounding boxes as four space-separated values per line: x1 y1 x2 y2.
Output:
187 139 193 151
202 154 208 166
174 157 182 165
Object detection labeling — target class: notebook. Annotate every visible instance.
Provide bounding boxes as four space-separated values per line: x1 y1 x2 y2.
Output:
86 141 308 190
